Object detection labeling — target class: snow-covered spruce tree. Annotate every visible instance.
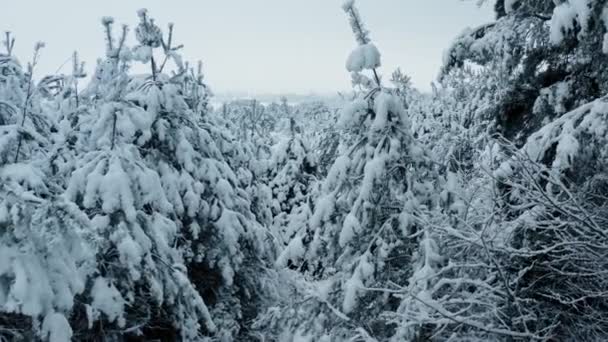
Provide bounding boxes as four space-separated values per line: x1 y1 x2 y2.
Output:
57 11 275 340
413 67 494 175
210 99 276 231
445 0 608 144
158 42 280 341
0 35 99 342
217 117 275 231
266 101 343 247
294 100 341 178
254 2 455 340
58 16 216 340
268 118 318 246
0 38 48 166
222 99 276 144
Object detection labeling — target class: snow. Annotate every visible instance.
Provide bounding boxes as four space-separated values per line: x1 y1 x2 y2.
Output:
338 98 367 128
504 0 518 13
91 277 126 327
373 91 409 131
446 171 458 193
216 210 244 261
131 45 153 63
0 163 47 194
550 0 591 45
117 235 143 280
0 247 53 316
216 178 235 207
342 253 374 313
553 131 579 170
310 194 336 228
293 329 314 342
339 213 360 247
523 96 608 173
408 233 441 299
570 0 591 33
346 43 381 72
101 156 135 220
42 312 73 342
494 160 514 179
342 274 363 314
360 156 385 200
276 235 306 267
398 211 412 236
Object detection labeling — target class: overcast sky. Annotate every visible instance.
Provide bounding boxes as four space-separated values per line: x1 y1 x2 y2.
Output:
2 1 493 94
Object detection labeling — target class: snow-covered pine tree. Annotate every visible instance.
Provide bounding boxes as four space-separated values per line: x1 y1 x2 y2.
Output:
256 2 450 340
444 0 608 144
269 118 318 246
209 100 277 238
150 39 281 342
0 34 98 342
51 11 277 340
0 37 48 166
293 100 340 178
58 16 216 340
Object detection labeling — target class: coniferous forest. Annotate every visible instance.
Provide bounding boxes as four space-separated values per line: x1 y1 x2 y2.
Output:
2 0 608 341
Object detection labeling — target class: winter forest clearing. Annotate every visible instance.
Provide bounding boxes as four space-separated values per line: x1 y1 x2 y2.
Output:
2 0 608 341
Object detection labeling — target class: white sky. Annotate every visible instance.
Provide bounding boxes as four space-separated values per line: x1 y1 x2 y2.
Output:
2 0 494 94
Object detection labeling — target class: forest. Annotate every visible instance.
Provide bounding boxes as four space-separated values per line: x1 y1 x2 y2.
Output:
2 0 608 341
